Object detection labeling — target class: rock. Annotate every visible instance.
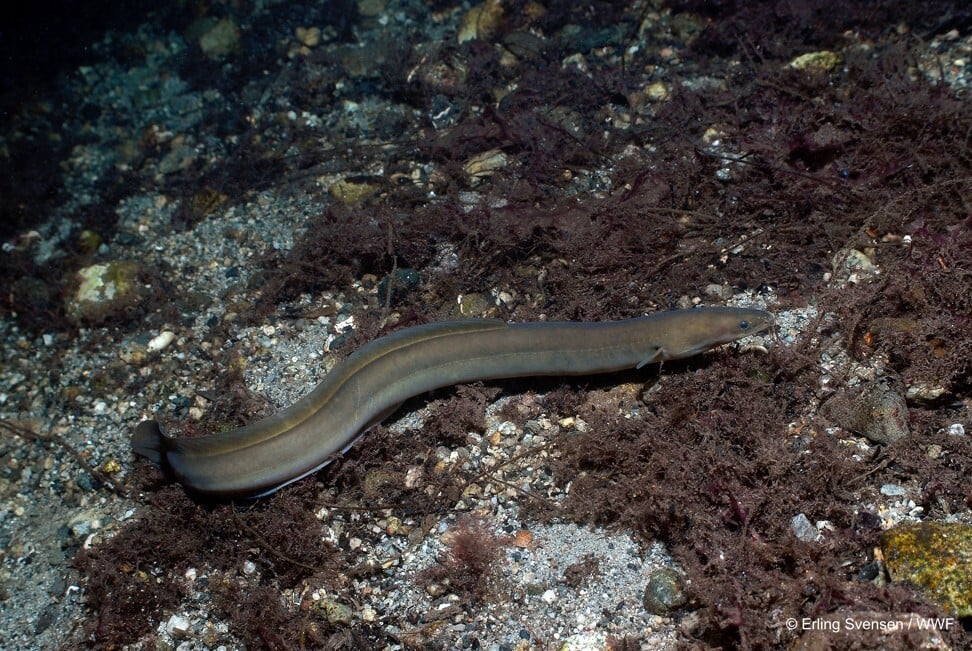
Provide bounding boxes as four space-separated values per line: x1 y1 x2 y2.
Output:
463 148 508 185
294 26 321 48
643 81 670 102
198 17 239 59
357 0 386 18
820 376 909 444
880 484 907 497
147 330 176 353
318 597 353 625
64 261 155 325
558 632 609 650
882 522 972 616
642 567 688 614
906 381 948 404
831 248 878 285
66 508 106 540
165 613 191 639
791 513 822 542
329 178 380 205
704 284 733 300
77 229 102 254
788 50 843 73
454 293 491 318
458 0 504 44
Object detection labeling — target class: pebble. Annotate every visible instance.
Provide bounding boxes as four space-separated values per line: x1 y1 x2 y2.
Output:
642 568 688 614
906 381 948 403
880 484 908 497
455 293 491 317
463 148 509 185
147 330 176 352
704 284 733 300
294 26 321 48
787 50 843 72
198 17 240 59
360 605 377 622
457 0 504 44
66 509 104 539
318 598 353 625
559 632 608 650
790 513 822 543
830 248 879 286
165 613 191 639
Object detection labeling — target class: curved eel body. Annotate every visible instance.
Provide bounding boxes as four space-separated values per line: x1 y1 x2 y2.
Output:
133 307 772 497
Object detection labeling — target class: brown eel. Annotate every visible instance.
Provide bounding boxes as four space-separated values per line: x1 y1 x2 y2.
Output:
133 307 773 497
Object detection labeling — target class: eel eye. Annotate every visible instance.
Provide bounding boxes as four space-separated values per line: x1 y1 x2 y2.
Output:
738 320 750 330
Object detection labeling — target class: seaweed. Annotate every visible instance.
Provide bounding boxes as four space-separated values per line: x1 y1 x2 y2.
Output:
49 0 972 647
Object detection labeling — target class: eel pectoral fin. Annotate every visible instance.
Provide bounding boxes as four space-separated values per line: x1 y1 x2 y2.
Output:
636 346 665 369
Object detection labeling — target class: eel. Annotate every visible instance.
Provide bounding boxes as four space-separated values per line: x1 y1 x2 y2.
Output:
132 306 773 497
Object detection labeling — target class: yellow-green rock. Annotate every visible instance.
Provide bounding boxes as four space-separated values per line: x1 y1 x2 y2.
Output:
314 597 353 625
65 261 151 325
78 229 102 254
198 17 240 59
882 522 972 616
452 293 492 318
329 178 379 205
788 50 843 72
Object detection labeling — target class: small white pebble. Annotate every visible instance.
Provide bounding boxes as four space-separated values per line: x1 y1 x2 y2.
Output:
948 423 965 436
243 560 257 575
335 315 355 331
541 589 557 604
165 614 191 639
880 484 907 496
147 330 176 352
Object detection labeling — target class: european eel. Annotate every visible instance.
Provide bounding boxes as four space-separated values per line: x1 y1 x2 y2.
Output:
133 307 773 497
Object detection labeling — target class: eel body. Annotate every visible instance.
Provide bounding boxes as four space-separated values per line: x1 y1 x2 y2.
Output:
133 307 772 497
